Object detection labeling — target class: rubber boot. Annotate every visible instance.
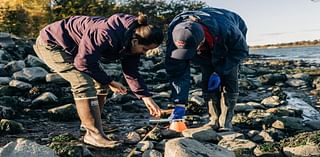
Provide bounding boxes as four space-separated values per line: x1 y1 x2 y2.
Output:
203 92 221 130
75 99 120 148
219 93 238 131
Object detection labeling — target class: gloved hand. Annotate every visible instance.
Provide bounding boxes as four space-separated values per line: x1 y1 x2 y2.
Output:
208 72 220 92
168 104 186 120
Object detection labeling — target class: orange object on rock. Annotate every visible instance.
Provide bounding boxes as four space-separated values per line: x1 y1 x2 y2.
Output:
169 120 187 132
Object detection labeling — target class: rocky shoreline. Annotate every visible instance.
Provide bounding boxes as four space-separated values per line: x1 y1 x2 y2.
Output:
1 34 320 157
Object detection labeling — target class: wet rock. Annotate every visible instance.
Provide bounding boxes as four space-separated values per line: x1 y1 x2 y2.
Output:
25 54 48 69
304 120 320 130
0 49 13 63
137 141 154 152
292 73 310 81
0 119 24 134
0 138 58 157
312 76 320 90
283 144 320 157
0 105 15 119
0 77 12 85
13 67 48 82
48 103 78 122
251 131 274 143
142 149 162 157
125 131 141 144
217 131 245 141
239 78 258 90
261 96 281 108
0 32 15 48
4 60 25 75
189 95 205 106
258 74 287 85
286 79 307 87
218 138 257 157
31 92 58 108
235 102 262 112
182 126 221 142
0 64 8 77
165 137 235 157
271 117 306 132
9 80 32 90
0 96 24 109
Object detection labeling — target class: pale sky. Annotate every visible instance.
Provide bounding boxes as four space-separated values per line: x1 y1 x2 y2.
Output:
202 0 320 46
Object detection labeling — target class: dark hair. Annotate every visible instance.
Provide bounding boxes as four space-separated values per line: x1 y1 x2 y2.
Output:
132 13 164 46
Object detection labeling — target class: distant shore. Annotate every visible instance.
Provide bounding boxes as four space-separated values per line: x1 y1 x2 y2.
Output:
249 39 320 49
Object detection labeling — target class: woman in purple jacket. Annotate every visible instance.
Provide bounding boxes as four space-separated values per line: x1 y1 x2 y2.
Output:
33 13 163 148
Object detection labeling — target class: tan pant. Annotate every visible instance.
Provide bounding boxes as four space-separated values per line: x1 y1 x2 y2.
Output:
33 36 107 100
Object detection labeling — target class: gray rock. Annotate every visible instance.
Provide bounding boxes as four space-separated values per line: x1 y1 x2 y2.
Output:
25 55 47 68
312 77 320 90
13 67 48 82
137 141 154 152
9 80 32 90
0 77 12 85
0 138 58 157
251 131 274 143
141 60 154 70
217 131 245 141
45 73 68 84
4 60 25 75
271 117 305 131
0 105 15 119
0 49 12 63
125 131 141 144
182 126 221 142
0 64 8 76
142 149 163 157
31 92 58 107
261 96 281 108
189 95 205 106
48 104 78 121
283 144 320 157
258 74 287 85
165 137 235 157
0 32 15 48
305 120 320 130
292 73 310 81
286 79 307 87
0 119 24 134
218 138 257 157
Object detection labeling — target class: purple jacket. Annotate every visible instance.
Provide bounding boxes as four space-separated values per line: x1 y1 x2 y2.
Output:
39 13 151 98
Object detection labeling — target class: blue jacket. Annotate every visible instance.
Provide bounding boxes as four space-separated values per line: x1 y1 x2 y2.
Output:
165 8 249 103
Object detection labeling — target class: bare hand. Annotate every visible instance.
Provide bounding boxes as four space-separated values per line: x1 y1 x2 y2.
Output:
142 97 162 118
108 81 127 95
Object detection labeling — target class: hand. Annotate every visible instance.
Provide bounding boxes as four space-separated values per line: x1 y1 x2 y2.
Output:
108 81 127 95
142 97 162 118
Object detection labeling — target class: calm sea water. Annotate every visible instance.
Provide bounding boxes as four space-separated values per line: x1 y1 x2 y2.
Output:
250 45 320 64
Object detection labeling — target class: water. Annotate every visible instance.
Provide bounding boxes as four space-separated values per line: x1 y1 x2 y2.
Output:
250 45 320 64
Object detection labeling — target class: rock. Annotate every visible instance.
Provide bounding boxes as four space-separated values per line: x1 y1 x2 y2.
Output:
13 67 48 82
182 126 221 142
45 73 68 84
48 104 78 121
165 137 235 157
141 60 154 70
239 78 257 90
0 119 24 134
312 76 320 90
0 49 13 64
9 80 32 90
152 83 170 92
189 95 205 106
31 92 58 107
142 149 162 157
286 79 307 87
4 60 25 75
0 138 58 157
125 131 141 144
283 144 320 157
254 143 284 157
0 105 15 119
0 64 9 76
292 73 310 81
218 138 257 157
25 55 47 69
258 74 287 85
0 32 15 48
0 77 12 85
235 103 255 112
217 131 245 141
271 117 306 132
304 120 320 130
261 96 281 108
137 141 154 152
251 131 274 143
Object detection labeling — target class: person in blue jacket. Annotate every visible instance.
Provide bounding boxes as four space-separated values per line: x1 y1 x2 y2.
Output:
165 8 249 131
34 13 163 148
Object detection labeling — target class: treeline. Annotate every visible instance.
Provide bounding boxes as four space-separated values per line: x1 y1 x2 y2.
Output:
0 0 206 38
250 39 320 49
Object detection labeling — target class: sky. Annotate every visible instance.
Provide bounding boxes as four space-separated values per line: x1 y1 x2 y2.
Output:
202 0 320 46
